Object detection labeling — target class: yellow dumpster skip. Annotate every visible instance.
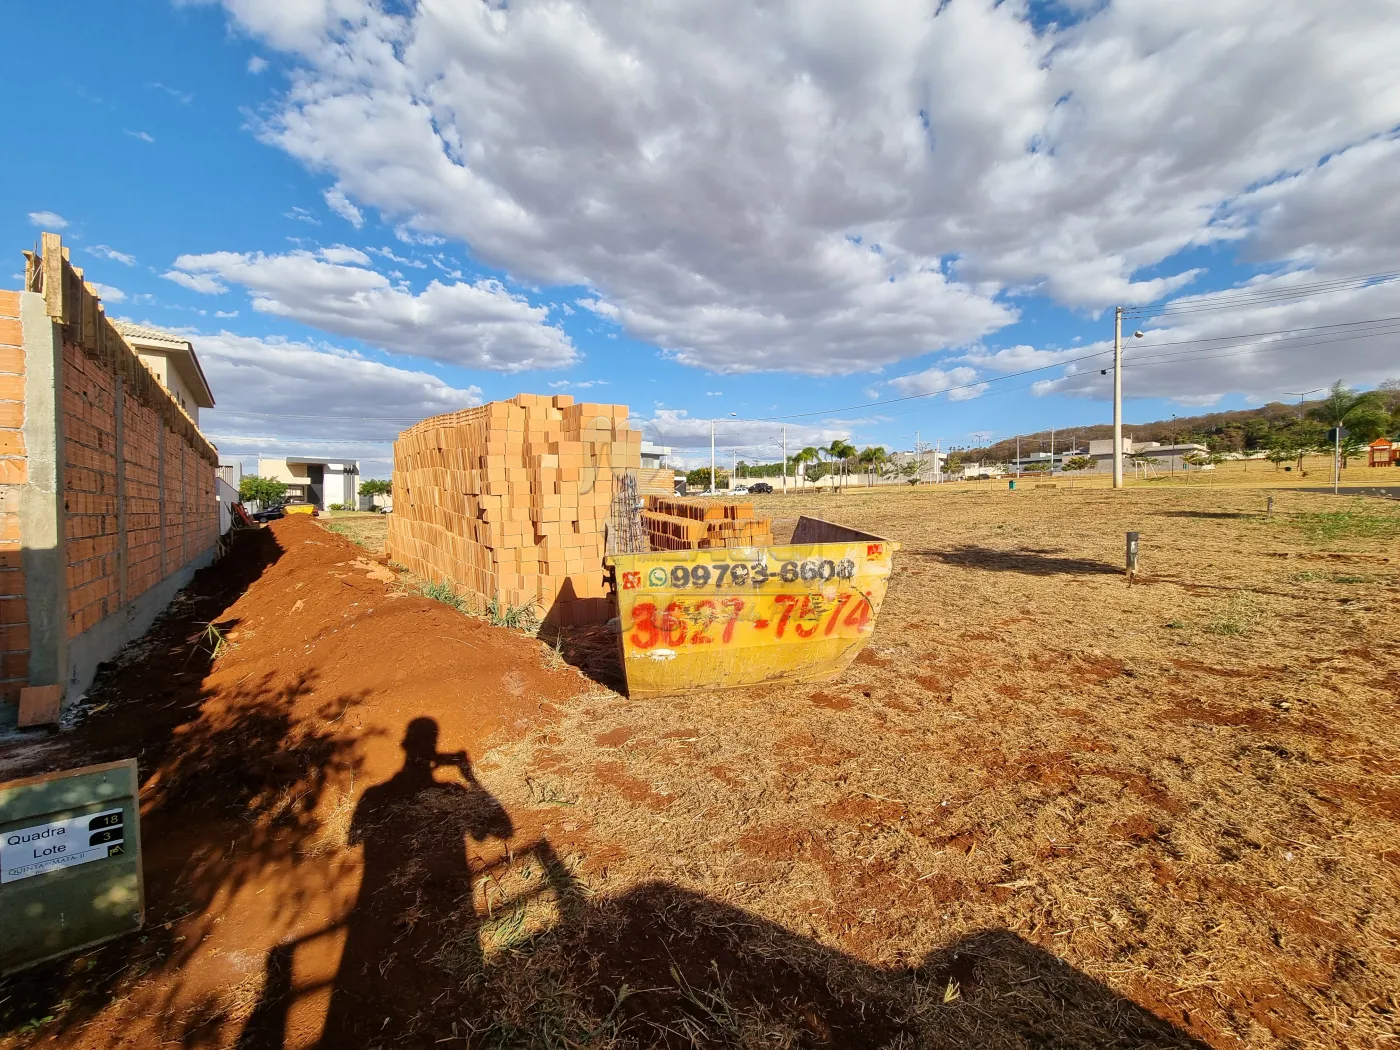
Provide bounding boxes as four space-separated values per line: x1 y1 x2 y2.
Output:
605 516 899 698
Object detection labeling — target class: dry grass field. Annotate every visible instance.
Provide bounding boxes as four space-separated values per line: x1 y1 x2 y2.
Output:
316 482 1400 1047
3 485 1396 1049
470 485 1400 1048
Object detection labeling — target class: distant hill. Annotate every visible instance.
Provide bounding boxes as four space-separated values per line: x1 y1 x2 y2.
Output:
970 400 1323 464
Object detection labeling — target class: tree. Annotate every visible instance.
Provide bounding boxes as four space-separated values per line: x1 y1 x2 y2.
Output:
857 446 889 486
820 440 857 490
897 460 922 485
790 447 820 485
1062 455 1094 473
359 478 392 497
685 467 729 490
1307 380 1388 435
1264 444 1294 472
239 475 287 506
1022 461 1050 473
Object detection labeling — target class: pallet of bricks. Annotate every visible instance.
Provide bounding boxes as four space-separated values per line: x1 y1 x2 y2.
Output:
641 495 774 551
386 393 641 627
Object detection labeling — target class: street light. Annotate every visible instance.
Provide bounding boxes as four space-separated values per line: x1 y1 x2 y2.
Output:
711 412 737 493
1111 308 1146 489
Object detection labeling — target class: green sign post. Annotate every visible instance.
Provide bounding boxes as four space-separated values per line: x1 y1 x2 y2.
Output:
0 759 144 973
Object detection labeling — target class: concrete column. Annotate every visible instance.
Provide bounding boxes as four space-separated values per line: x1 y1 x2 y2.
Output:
114 375 127 607
18 292 68 691
157 424 166 578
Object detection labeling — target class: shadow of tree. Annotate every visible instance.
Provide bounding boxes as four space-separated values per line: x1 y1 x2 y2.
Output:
910 545 1123 577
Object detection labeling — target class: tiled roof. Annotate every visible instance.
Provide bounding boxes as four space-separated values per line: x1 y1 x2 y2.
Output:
111 320 191 347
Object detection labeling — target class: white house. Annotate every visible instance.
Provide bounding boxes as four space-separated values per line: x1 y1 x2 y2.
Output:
257 456 360 510
112 321 215 425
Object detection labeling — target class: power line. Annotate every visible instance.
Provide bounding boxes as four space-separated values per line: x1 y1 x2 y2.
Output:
1124 270 1400 318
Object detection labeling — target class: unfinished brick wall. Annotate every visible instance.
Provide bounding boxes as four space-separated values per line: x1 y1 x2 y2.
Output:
387 393 641 627
59 340 217 637
0 234 220 719
0 291 27 703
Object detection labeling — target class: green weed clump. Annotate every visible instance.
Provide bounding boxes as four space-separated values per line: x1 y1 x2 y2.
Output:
1285 505 1400 545
418 579 469 613
485 597 540 632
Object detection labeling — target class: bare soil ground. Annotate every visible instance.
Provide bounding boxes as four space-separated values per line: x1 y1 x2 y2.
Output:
1 487 1398 1049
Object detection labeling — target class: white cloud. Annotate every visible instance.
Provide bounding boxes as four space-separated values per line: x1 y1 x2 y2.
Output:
317 244 371 265
214 310 239 318
125 130 155 143
885 365 981 397
247 55 270 74
285 206 320 224
195 329 483 475
28 211 68 229
89 282 126 303
368 246 425 269
150 82 194 105
548 379 609 389
163 270 228 294
214 0 1400 377
323 187 364 228
168 248 576 371
89 244 137 266
643 409 847 455
1031 272 1400 403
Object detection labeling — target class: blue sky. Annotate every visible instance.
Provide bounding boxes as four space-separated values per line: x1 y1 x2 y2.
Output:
4 0 1397 476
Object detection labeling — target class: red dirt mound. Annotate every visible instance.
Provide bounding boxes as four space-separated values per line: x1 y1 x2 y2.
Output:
0 517 589 1048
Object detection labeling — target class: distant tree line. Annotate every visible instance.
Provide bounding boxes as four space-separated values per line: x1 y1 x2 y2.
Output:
975 378 1400 465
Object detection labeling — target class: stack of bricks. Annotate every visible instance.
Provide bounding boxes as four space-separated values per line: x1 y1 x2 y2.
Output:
0 291 26 704
641 495 774 551
387 393 641 627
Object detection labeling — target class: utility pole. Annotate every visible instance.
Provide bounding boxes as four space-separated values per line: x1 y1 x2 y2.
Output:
781 425 788 494
1333 423 1341 495
1284 388 1322 420
1015 434 1020 477
710 412 736 492
1113 305 1124 489
710 419 717 494
1050 427 1055 476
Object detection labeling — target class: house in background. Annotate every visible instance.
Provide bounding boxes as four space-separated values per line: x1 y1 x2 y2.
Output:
1084 438 1208 474
257 456 360 510
217 458 243 489
640 440 671 469
112 320 215 425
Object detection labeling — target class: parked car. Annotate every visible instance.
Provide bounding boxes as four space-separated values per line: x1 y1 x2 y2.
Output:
732 485 749 495
251 503 285 522
748 482 773 494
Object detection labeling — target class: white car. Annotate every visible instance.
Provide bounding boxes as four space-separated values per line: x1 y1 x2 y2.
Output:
732 485 749 495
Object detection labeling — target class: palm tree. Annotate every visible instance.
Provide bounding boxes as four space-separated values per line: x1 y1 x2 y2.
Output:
822 440 858 491
791 447 820 487
1307 381 1389 476
858 446 889 486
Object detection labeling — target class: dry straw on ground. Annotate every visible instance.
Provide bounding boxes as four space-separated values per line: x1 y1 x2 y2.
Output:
466 485 1400 1049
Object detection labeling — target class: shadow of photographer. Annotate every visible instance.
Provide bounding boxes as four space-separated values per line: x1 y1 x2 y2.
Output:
235 717 1210 1050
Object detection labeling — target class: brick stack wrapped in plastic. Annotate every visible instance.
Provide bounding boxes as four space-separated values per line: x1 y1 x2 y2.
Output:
641 495 774 550
386 393 641 627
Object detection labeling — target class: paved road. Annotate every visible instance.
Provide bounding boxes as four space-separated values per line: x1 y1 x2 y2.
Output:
1293 485 1400 500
